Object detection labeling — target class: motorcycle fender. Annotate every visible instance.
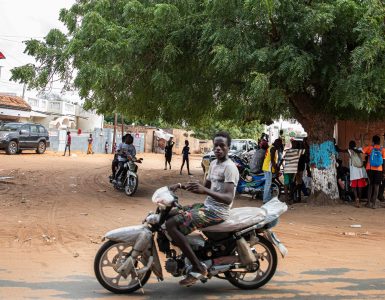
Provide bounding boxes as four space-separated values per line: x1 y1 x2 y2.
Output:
104 225 151 244
151 243 164 281
264 230 288 258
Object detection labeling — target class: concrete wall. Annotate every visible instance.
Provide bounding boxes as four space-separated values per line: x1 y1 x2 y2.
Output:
47 128 145 154
338 120 385 148
337 120 385 165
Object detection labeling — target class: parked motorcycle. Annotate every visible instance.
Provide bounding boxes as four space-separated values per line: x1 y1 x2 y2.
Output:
230 154 283 199
94 186 288 293
110 157 142 196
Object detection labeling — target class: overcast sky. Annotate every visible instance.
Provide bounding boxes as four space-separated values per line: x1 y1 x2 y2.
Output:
0 0 76 98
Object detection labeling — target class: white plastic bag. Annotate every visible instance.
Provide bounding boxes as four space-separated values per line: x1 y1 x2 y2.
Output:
259 197 288 225
152 186 175 209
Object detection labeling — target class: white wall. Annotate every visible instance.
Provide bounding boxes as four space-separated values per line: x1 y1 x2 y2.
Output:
76 106 104 131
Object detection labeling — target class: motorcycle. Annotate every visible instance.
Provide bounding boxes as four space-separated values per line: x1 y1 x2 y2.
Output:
94 186 288 293
230 155 283 199
110 157 143 196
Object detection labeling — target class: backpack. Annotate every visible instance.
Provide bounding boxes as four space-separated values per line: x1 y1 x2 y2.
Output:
350 150 363 168
369 147 383 167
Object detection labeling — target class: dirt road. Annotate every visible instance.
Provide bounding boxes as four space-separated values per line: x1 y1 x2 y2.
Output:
0 151 384 299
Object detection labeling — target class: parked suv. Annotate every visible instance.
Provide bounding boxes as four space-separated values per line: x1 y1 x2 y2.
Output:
0 122 50 155
201 138 258 174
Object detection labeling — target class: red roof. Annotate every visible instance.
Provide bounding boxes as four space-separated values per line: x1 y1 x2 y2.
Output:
0 94 31 111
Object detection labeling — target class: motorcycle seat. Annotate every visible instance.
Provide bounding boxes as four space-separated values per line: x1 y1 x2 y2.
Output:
202 198 288 233
203 207 266 233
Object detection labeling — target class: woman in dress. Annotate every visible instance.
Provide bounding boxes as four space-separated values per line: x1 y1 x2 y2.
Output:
347 140 367 208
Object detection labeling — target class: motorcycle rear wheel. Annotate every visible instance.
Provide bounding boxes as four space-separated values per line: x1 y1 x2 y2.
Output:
225 235 277 290
94 240 151 294
125 175 138 196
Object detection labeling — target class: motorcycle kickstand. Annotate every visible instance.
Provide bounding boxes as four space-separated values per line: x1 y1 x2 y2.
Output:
130 258 145 294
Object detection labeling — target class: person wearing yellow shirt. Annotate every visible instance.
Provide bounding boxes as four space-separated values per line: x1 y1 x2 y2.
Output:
262 139 281 204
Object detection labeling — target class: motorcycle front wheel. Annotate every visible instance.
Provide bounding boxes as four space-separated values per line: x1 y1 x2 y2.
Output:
125 175 138 196
225 235 277 290
94 240 151 294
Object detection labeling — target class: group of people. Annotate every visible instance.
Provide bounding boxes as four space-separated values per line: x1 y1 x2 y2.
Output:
337 135 385 209
248 132 307 204
63 132 94 156
163 137 193 175
249 132 311 205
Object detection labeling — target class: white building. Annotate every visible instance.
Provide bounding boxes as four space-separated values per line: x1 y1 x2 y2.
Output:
26 96 103 131
0 92 103 131
266 117 307 145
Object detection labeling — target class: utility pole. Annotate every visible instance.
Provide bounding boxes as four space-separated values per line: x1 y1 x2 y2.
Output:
112 113 117 154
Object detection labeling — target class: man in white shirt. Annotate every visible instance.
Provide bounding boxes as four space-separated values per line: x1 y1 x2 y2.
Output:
167 131 239 287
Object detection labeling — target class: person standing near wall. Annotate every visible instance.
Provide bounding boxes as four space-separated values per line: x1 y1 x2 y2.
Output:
63 131 71 156
87 134 94 154
346 140 367 208
105 141 109 154
164 137 174 170
362 135 385 209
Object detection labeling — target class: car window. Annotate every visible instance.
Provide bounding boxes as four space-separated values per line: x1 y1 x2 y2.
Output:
21 125 30 133
230 140 246 152
249 141 257 150
30 125 38 134
38 126 46 134
0 123 20 131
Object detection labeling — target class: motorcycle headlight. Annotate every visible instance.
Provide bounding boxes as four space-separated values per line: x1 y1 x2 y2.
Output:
146 213 160 224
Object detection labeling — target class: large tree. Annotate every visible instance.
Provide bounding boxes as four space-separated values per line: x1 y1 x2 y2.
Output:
11 0 385 200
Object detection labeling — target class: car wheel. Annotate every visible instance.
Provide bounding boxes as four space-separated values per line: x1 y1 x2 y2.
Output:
6 141 18 155
36 141 46 154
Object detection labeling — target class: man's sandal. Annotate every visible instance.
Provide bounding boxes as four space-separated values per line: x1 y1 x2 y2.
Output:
179 266 208 287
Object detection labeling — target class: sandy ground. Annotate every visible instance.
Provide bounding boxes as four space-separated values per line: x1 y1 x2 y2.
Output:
0 151 384 300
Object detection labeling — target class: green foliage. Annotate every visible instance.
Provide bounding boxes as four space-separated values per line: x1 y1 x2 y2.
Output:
191 120 264 141
10 0 385 135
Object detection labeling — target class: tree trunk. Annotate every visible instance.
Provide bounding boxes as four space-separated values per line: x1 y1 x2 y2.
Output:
290 94 340 205
308 142 340 205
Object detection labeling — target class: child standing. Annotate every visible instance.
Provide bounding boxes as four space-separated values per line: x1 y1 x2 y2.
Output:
63 131 71 156
105 141 109 154
180 140 192 175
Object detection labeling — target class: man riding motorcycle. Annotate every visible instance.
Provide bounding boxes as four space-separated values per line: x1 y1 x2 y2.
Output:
166 131 239 286
113 134 136 185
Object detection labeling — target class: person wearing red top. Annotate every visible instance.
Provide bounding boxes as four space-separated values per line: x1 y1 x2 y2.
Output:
63 131 71 156
362 135 385 209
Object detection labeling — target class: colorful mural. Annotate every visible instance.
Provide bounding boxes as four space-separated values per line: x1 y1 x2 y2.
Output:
310 141 336 169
